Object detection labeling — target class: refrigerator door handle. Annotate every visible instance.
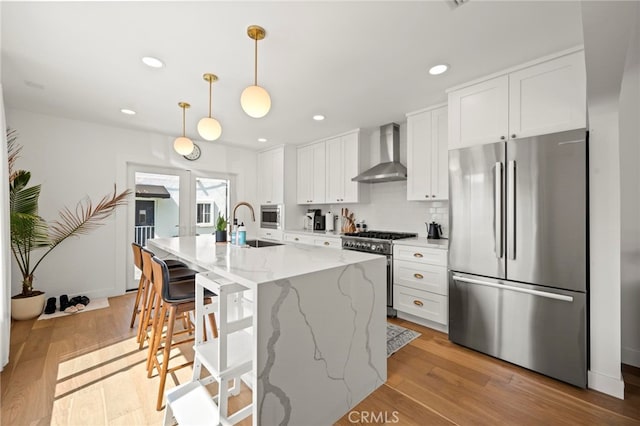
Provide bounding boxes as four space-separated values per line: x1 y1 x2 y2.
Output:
507 160 516 260
452 275 574 302
494 162 503 258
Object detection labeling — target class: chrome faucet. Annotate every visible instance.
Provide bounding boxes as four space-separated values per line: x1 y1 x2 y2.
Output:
232 201 255 225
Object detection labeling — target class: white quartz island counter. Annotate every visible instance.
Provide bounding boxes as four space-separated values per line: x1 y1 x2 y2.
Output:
147 235 387 425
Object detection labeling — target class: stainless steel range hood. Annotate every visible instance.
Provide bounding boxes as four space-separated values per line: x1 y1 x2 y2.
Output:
352 123 407 183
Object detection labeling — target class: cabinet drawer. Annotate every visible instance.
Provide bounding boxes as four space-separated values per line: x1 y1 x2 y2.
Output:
283 233 314 245
259 229 282 241
314 237 341 249
393 285 448 325
393 245 447 266
394 260 447 295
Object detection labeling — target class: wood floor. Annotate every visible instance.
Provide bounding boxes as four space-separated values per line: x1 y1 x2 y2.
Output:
2 293 639 425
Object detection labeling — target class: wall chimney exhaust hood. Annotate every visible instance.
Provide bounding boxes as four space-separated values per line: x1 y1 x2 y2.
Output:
352 123 407 183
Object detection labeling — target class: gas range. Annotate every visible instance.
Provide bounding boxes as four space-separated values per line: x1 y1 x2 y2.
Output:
341 231 418 255
341 230 418 317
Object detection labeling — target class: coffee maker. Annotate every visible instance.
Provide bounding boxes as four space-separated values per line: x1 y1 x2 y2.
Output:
313 213 326 231
305 209 321 230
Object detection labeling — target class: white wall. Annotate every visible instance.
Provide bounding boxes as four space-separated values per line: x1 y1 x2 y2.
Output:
581 0 639 399
620 4 640 369
6 108 258 300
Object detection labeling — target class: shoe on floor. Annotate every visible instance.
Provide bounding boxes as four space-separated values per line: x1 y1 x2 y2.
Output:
44 297 56 314
64 305 78 314
59 294 69 312
79 296 90 306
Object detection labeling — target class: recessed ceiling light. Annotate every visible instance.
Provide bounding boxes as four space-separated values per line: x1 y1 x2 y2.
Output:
429 64 449 75
313 114 325 121
141 56 164 68
258 138 267 143
120 108 136 115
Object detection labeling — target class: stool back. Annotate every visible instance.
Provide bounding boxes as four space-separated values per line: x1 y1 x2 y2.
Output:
132 242 143 271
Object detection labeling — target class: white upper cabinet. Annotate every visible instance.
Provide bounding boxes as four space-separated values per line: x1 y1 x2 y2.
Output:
326 131 360 204
508 51 586 139
296 141 325 204
448 49 586 150
257 146 284 205
448 76 509 150
407 105 449 201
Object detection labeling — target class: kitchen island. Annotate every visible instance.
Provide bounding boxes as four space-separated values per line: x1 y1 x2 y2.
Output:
147 235 387 425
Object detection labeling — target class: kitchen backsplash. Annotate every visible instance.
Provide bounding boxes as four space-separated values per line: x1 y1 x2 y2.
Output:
319 180 449 237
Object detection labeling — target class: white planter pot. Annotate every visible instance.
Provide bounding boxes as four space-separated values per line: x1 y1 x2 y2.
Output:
11 293 46 320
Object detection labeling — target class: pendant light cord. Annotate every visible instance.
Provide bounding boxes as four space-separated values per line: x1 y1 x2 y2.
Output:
254 36 258 86
208 79 212 118
182 105 186 136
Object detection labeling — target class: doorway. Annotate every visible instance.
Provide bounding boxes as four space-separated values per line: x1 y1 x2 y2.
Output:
126 164 234 290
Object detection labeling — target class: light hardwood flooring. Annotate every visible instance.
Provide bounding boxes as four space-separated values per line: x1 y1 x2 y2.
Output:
1 293 639 425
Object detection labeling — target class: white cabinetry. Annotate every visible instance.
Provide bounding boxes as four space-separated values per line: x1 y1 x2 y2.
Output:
393 244 448 330
257 146 284 205
325 131 360 204
296 142 325 204
283 232 341 249
448 49 586 150
406 105 448 200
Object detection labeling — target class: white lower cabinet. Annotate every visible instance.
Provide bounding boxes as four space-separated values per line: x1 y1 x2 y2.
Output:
283 232 341 249
393 244 448 328
393 285 447 325
258 229 283 241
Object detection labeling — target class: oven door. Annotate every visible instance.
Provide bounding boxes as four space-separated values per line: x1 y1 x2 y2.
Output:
260 205 281 229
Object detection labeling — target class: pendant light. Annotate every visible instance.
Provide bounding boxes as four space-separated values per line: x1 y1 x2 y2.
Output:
173 102 194 155
197 73 222 141
241 25 271 118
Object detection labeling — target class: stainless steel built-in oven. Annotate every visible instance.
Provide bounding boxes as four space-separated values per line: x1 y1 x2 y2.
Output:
260 204 281 229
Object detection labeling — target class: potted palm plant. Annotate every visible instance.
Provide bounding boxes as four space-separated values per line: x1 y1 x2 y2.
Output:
215 213 228 243
8 129 130 319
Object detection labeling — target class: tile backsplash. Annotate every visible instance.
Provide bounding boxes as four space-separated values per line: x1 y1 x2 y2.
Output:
323 180 449 237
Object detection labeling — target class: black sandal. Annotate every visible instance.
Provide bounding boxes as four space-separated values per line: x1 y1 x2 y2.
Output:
59 294 69 312
44 297 56 314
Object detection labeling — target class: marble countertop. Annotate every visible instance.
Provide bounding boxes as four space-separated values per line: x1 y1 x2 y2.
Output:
147 234 383 288
393 237 449 250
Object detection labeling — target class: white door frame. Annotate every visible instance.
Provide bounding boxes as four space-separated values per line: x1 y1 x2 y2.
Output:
123 163 236 291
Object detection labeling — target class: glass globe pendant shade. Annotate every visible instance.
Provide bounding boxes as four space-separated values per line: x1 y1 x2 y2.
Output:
241 85 271 118
174 136 194 155
197 117 222 141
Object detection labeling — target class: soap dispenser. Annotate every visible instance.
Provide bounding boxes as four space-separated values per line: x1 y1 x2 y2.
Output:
231 219 238 245
237 222 247 246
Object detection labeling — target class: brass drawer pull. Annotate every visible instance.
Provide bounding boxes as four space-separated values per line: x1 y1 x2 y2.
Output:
294 237 299 241
413 300 424 307
324 241 330 246
413 253 423 258
414 273 423 279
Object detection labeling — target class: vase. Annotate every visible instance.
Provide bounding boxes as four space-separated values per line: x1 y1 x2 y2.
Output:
11 292 46 320
215 230 227 243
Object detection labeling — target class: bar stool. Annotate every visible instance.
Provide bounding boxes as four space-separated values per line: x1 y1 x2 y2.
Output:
147 256 218 411
130 242 188 330
138 247 199 349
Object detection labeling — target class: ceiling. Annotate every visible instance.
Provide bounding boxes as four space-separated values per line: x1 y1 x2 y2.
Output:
0 1 584 150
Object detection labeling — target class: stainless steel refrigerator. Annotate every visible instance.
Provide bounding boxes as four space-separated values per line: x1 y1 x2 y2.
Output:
448 128 588 388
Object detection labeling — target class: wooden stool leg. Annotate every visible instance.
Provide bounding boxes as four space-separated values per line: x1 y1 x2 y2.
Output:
148 297 166 377
136 277 150 344
138 282 155 349
129 274 145 328
156 305 177 411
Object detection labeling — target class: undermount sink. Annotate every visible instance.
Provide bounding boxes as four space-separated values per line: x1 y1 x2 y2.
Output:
245 239 283 248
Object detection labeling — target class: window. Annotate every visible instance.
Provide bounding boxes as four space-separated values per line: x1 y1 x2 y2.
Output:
196 203 213 225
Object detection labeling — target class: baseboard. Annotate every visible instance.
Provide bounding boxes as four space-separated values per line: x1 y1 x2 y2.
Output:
588 370 625 399
622 346 640 368
396 311 448 334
